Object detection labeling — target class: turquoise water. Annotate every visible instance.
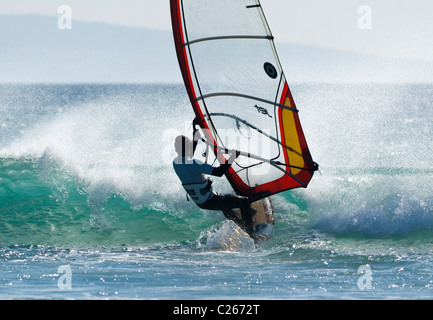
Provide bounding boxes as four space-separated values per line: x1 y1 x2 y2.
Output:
1 83 433 300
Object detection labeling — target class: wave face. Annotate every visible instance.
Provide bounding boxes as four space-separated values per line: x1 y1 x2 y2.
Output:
0 84 216 247
1 84 433 248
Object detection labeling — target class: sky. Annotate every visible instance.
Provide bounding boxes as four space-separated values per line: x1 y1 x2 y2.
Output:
1 0 433 62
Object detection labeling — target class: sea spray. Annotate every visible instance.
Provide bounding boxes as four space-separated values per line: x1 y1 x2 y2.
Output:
304 168 433 237
2 84 433 243
197 220 256 252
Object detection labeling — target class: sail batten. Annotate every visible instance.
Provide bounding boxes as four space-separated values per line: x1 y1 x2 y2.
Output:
171 0 317 201
195 92 299 113
183 35 273 46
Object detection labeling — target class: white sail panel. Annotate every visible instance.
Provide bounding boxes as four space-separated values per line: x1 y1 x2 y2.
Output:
188 39 281 104
182 0 268 41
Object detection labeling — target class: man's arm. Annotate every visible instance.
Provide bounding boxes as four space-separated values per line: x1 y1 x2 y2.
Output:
211 150 240 177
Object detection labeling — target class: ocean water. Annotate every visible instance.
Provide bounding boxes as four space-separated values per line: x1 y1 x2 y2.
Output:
1 83 433 300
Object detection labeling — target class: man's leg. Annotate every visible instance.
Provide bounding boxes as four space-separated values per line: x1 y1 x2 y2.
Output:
202 194 254 235
222 209 243 225
239 203 254 235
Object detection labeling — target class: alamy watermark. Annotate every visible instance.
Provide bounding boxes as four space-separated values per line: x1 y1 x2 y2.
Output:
357 265 373 291
58 5 72 30
358 5 372 30
163 121 274 175
57 265 72 290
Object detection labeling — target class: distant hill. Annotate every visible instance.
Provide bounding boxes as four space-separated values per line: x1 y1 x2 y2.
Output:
0 15 179 83
1 15 432 83
277 43 433 84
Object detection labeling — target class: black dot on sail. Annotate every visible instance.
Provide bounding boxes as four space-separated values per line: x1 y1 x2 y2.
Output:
264 62 278 79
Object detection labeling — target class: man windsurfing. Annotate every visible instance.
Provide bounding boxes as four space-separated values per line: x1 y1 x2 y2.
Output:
173 134 255 237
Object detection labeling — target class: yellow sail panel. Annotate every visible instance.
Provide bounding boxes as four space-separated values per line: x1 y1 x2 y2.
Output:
281 97 304 175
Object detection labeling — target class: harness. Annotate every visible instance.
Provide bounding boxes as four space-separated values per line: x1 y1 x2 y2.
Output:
182 180 213 205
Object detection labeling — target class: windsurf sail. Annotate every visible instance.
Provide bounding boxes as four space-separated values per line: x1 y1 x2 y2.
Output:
171 0 318 201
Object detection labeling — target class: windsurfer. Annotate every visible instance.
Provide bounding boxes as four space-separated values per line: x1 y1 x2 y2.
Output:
173 135 255 236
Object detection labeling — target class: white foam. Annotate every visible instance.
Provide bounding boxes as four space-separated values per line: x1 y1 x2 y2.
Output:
198 220 255 252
